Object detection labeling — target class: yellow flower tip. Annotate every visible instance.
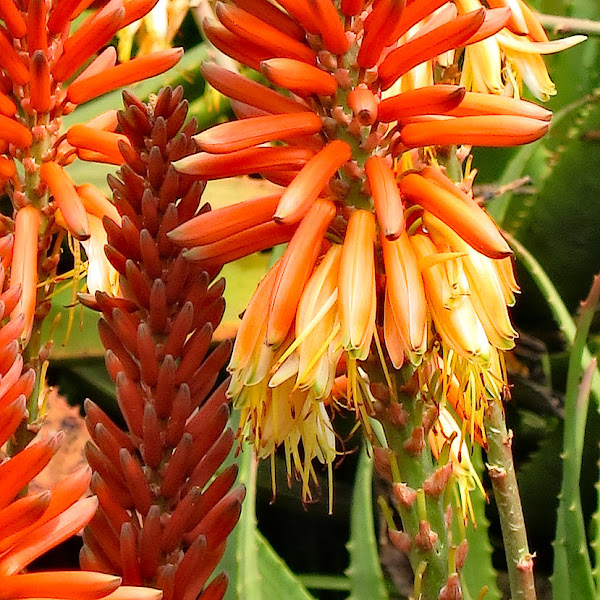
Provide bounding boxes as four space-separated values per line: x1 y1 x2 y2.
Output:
339 210 377 360
411 233 492 364
423 212 518 349
381 232 428 357
429 405 485 524
230 265 280 377
294 244 343 398
40 161 90 241
267 199 336 347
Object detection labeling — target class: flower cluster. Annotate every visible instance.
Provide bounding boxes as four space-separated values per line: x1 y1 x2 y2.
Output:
80 88 244 600
0 0 183 342
0 240 158 600
166 0 581 501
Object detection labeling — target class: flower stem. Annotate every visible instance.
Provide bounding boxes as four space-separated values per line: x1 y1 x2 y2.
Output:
537 12 600 37
381 382 453 599
484 400 537 600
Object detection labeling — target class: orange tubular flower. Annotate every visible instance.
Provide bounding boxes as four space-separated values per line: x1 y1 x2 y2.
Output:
0 0 183 301
0 274 158 600
166 0 575 497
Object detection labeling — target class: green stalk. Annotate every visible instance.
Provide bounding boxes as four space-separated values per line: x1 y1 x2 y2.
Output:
484 400 536 600
381 383 454 599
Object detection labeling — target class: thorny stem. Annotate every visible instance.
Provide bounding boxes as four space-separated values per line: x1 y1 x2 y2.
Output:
381 377 452 599
484 400 537 600
537 12 600 37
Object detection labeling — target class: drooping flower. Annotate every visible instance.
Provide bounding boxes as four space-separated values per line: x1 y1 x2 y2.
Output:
167 0 570 495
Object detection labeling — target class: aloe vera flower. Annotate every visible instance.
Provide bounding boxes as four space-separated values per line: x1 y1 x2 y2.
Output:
0 0 182 325
0 265 160 600
168 0 575 498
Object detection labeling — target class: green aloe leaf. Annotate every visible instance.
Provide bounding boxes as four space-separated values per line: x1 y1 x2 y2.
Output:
345 446 388 600
552 276 600 600
230 442 315 600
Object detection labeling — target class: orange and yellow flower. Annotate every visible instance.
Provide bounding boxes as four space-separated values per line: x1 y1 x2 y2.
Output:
167 0 572 493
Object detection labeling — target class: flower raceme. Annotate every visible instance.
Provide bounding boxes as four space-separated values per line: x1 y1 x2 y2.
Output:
0 255 160 600
79 88 244 600
168 0 573 496
0 0 183 323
